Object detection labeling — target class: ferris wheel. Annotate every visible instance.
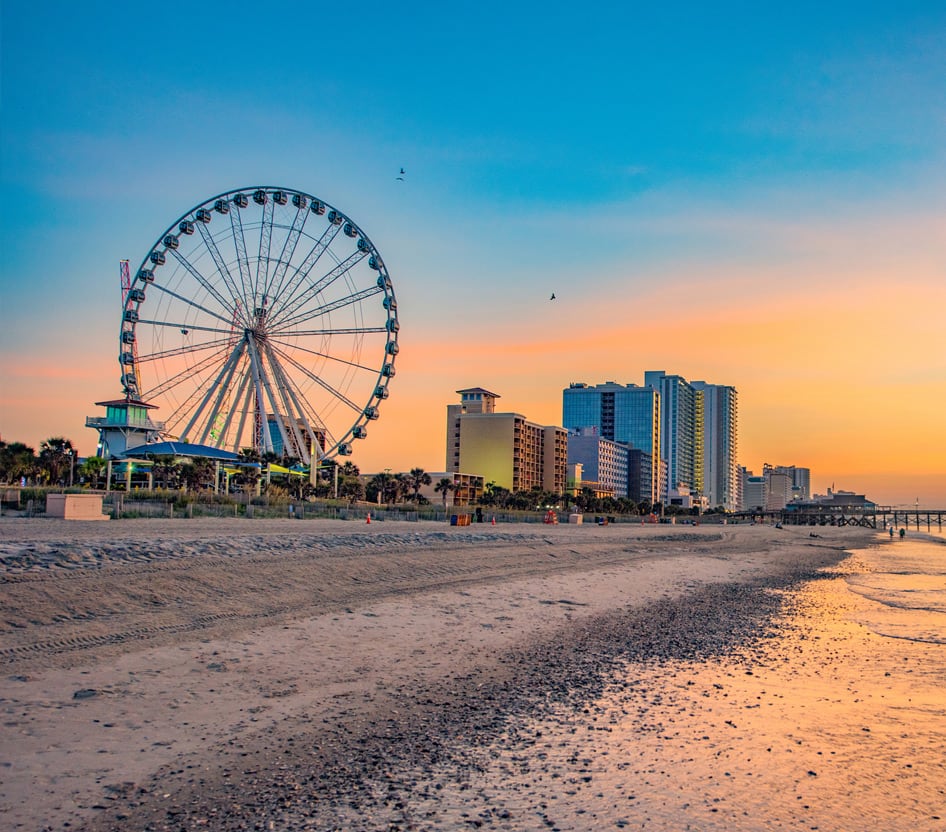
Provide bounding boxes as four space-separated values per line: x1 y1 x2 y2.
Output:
118 186 399 465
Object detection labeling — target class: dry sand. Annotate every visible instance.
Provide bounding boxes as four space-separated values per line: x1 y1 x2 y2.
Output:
0 518 874 831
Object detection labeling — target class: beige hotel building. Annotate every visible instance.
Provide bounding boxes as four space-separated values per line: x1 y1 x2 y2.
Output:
446 388 567 494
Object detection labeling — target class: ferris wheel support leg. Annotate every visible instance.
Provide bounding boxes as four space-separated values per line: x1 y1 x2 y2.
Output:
230 372 255 455
246 334 275 455
263 342 309 462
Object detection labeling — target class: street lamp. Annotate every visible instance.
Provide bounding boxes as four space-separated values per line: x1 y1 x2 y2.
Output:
68 450 75 488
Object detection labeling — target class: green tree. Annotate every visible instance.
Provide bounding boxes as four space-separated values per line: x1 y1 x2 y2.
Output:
434 477 454 508
393 472 411 503
366 471 393 505
480 481 499 507
150 455 180 489
0 441 37 484
180 457 217 491
78 456 107 489
231 448 262 493
488 483 512 509
507 490 531 511
339 477 365 504
38 437 75 485
616 497 638 515
408 467 432 502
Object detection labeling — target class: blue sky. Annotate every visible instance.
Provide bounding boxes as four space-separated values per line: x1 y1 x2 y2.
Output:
2 2 945 504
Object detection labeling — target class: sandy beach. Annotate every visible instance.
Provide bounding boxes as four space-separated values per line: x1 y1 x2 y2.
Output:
0 519 876 831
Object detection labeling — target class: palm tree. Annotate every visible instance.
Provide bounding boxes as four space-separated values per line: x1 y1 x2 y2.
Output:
366 471 391 505
489 484 512 509
617 497 638 515
39 437 74 485
231 447 262 493
0 441 37 484
434 477 454 509
408 467 432 502
392 472 410 504
78 456 107 489
150 455 180 489
180 457 217 491
339 477 365 504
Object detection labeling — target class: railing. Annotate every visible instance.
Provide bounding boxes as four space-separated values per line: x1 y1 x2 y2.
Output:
85 416 166 430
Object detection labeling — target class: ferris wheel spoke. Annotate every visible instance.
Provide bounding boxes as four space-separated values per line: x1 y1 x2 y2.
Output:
271 325 388 337
269 346 365 414
282 382 338 462
135 336 231 365
256 196 275 307
146 283 238 329
268 351 333 440
268 337 375 374
264 204 309 304
180 338 247 445
277 283 383 331
256 346 307 459
195 221 247 317
268 224 342 320
229 203 256 315
269 250 367 329
162 359 233 441
136 318 234 337
280 376 339 454
141 347 230 402
167 248 236 315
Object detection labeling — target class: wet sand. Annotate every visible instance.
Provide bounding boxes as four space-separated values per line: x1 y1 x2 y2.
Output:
0 518 874 831
410 538 946 831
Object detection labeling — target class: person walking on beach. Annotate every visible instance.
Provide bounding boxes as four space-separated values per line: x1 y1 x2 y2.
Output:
889 527 894 538
899 527 906 539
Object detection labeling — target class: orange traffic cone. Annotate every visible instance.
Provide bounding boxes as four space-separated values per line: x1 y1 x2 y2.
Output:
366 513 371 524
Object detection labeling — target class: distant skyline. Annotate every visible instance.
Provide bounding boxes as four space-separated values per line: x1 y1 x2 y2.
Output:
1 3 944 507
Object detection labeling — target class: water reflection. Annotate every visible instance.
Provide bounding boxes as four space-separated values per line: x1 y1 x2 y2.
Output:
409 536 946 831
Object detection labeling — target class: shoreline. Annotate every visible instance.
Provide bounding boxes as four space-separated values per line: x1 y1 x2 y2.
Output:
0 521 875 831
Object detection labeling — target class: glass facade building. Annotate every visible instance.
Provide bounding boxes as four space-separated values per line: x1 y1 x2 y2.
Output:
644 371 702 502
562 382 660 504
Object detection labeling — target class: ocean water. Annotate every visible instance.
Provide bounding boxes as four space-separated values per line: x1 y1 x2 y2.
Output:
848 529 946 645
398 532 946 831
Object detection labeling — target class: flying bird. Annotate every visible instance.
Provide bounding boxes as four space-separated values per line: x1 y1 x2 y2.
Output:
550 293 556 300
396 167 405 181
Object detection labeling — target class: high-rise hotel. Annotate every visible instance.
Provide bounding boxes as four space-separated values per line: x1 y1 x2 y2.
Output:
562 382 661 504
644 371 702 502
691 380 739 512
564 374 739 511
446 388 567 494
